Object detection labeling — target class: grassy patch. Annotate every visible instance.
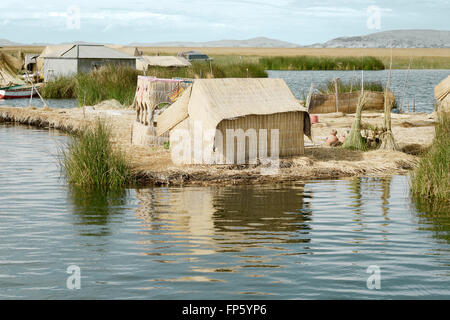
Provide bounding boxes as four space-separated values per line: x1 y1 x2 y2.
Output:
60 120 133 190
76 64 139 106
410 111 450 214
381 56 450 69
316 79 384 94
40 76 78 99
259 56 385 71
41 64 140 105
145 60 267 79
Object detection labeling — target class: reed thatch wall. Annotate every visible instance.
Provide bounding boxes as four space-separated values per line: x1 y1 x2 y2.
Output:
135 76 191 125
434 75 450 101
216 111 305 163
435 75 450 112
309 90 395 114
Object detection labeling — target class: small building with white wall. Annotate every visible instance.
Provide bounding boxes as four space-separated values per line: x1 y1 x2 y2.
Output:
40 44 136 81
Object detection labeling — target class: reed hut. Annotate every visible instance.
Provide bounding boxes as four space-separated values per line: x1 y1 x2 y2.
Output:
308 90 395 114
434 75 450 112
155 78 311 164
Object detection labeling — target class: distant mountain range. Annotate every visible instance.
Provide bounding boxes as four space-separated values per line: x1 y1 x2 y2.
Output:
0 39 22 46
1 30 449 48
308 30 450 48
0 39 48 46
130 37 301 48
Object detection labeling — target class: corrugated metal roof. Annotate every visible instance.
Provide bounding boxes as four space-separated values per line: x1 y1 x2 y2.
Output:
42 44 136 60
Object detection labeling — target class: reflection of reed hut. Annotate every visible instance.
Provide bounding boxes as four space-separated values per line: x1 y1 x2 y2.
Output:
434 75 450 112
308 90 395 114
136 56 191 72
134 185 311 249
155 78 312 164
135 188 215 239
40 44 136 81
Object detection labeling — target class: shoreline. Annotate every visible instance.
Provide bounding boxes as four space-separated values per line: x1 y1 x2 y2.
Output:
0 104 436 186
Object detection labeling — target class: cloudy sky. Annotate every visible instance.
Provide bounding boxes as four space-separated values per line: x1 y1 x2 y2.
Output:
1 0 449 45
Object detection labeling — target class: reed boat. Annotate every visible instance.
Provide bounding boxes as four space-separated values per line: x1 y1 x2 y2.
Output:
308 90 395 114
0 84 41 99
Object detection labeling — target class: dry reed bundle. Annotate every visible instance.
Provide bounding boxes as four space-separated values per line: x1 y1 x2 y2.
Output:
434 75 450 101
342 92 368 150
379 45 398 151
0 52 24 87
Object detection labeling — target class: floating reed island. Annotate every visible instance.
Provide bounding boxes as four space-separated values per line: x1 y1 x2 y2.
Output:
0 101 437 186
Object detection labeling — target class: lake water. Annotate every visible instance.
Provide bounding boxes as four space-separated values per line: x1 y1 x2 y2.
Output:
1 124 449 299
0 98 78 109
1 69 448 114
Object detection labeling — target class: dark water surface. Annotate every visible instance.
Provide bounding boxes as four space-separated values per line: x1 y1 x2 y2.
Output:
0 124 449 299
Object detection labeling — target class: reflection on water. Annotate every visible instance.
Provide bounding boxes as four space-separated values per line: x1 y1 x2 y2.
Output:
416 208 450 243
135 185 312 263
1 124 450 299
69 187 128 236
130 178 450 298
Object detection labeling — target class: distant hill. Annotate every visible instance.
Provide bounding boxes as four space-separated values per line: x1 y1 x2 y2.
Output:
0 39 23 46
309 29 450 48
130 37 301 48
0 39 49 46
3 29 450 49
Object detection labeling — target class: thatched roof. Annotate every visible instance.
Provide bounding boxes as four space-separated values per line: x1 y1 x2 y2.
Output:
105 45 142 57
156 78 311 137
37 45 74 70
137 56 191 69
0 52 23 73
40 44 136 59
0 70 24 87
434 75 450 101
39 45 75 58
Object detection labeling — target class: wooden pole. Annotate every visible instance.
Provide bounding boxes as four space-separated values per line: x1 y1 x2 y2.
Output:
25 73 48 108
28 74 33 107
348 66 355 113
399 56 412 114
209 60 213 78
306 82 314 111
384 43 393 131
334 78 339 112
